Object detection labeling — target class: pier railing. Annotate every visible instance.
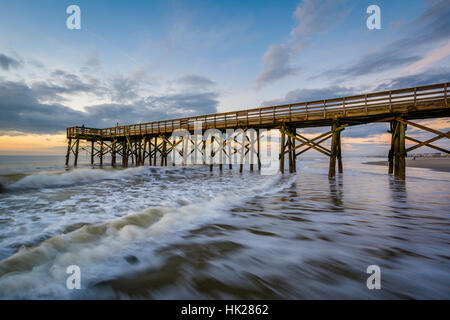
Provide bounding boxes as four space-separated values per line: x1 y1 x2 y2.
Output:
67 82 449 138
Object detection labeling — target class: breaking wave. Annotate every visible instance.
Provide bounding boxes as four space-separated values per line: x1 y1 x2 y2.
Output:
5 167 148 190
0 172 294 299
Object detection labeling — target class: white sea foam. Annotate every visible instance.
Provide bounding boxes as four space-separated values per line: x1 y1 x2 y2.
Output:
6 166 148 190
0 171 294 299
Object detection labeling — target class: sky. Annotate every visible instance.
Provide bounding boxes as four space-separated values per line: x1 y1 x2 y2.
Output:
0 0 449 156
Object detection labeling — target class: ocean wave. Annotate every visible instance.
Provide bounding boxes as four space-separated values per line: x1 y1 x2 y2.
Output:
5 167 149 190
0 172 294 299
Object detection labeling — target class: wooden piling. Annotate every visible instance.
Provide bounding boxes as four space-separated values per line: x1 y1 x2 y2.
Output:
397 122 406 180
280 127 285 174
122 140 128 167
240 132 245 173
100 140 104 166
328 122 338 178
111 140 116 166
337 128 343 174
161 138 167 166
74 139 80 167
291 127 296 173
257 129 261 171
90 140 95 165
250 131 254 172
228 132 233 170
388 121 396 174
288 133 293 173
210 135 214 171
150 137 154 166
393 121 400 178
153 136 157 166
219 133 223 172
65 138 72 166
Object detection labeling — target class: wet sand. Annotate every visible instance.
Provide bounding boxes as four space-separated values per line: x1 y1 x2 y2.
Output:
364 157 450 172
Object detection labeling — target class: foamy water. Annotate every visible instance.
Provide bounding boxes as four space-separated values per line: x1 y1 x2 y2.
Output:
0 155 449 299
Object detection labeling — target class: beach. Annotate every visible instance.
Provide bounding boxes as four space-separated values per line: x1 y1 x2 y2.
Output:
364 157 450 172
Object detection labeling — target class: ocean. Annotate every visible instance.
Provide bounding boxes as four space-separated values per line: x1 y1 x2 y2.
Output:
0 155 449 299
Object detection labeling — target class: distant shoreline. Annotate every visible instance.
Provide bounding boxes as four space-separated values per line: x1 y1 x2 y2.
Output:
364 157 450 173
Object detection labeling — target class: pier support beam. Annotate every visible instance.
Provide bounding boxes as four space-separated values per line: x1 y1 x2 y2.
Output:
389 119 406 180
90 140 95 165
388 121 397 175
161 138 167 166
99 140 104 166
257 129 261 171
122 140 128 167
74 138 80 166
280 122 346 177
209 135 214 171
280 126 286 174
397 122 406 180
111 140 116 166
337 128 343 174
65 138 72 166
153 136 157 166
288 127 296 173
328 122 338 178
388 117 450 180
328 121 345 178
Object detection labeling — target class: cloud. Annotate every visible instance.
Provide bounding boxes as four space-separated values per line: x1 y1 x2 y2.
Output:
262 85 355 106
0 81 86 134
255 0 350 89
27 59 45 69
29 69 106 102
255 44 301 89
84 91 219 127
80 51 102 74
0 53 22 71
374 69 450 90
290 0 350 43
175 75 215 89
110 76 140 102
319 0 450 80
405 42 450 74
0 77 219 135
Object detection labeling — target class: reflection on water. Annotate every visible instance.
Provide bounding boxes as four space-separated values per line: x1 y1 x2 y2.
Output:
0 156 448 299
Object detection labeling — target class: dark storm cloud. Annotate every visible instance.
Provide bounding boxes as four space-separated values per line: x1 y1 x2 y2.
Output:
0 81 86 134
82 91 218 128
0 53 22 71
319 0 450 80
0 78 219 135
30 70 106 102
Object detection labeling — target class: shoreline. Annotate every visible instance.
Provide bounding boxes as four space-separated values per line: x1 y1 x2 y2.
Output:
364 157 450 173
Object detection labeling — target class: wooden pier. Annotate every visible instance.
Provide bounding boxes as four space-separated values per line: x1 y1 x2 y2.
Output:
66 82 450 180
